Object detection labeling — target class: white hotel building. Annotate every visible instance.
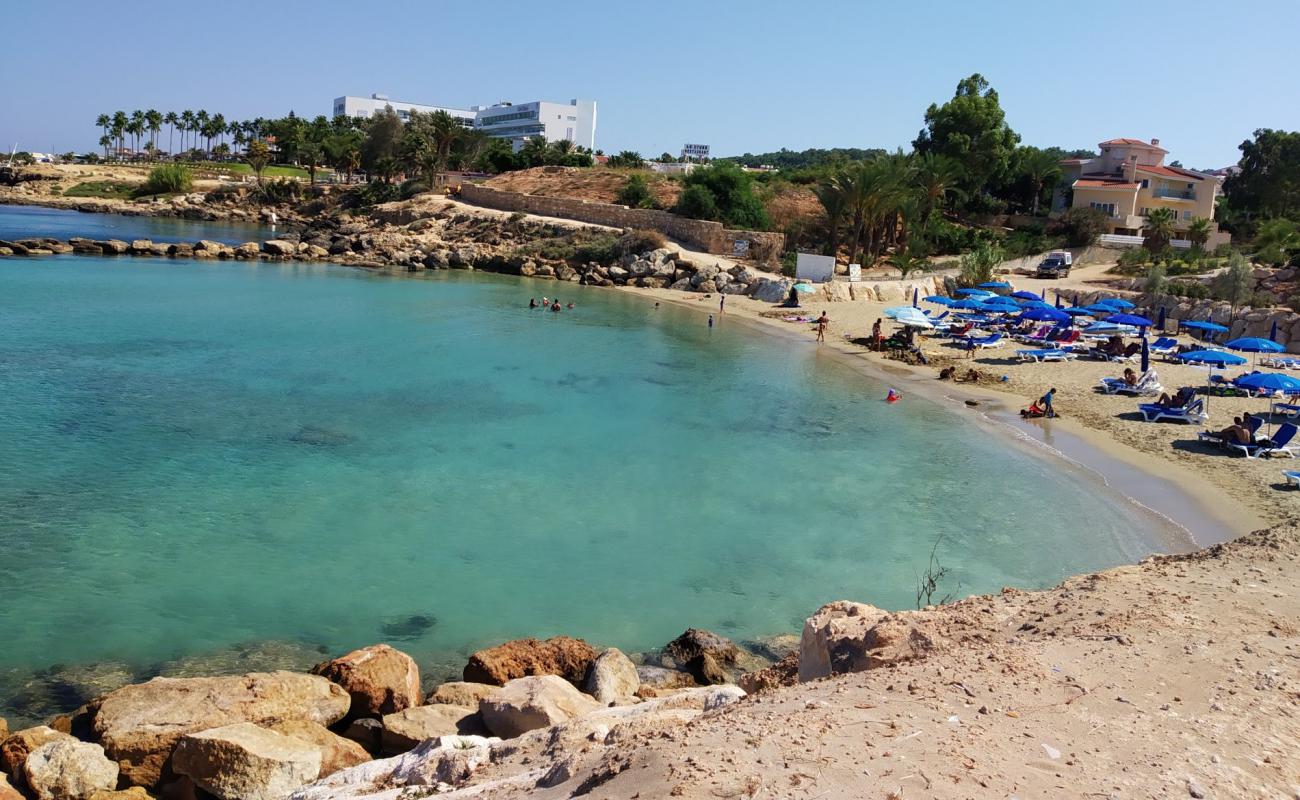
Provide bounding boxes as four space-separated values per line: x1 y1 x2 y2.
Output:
332 94 597 152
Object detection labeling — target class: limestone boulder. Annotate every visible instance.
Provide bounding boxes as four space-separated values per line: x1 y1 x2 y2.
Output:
478 676 601 739
798 601 942 682
262 240 297 257
425 682 495 708
265 720 369 778
90 671 349 787
128 240 155 255
99 239 129 255
235 242 261 258
338 719 382 756
1 727 73 777
683 653 729 685
583 648 640 705
288 736 496 800
0 774 21 800
752 277 794 303
634 666 697 694
87 789 150 800
310 644 421 721
462 636 597 686
171 723 321 800
380 705 485 754
23 739 119 800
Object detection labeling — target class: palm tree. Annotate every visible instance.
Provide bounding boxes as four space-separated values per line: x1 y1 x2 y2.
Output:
427 110 461 184
111 111 128 158
299 142 323 184
164 111 178 155
145 109 163 153
886 248 929 279
129 110 145 154
95 114 111 147
1018 148 1062 216
913 153 965 224
98 134 112 160
180 110 196 154
813 181 847 258
195 111 210 157
211 114 226 152
519 136 550 168
1187 216 1213 250
1143 207 1177 253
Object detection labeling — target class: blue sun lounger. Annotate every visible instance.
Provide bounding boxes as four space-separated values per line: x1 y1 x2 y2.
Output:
1139 398 1206 424
1016 348 1075 362
1242 423 1298 459
1284 470 1300 488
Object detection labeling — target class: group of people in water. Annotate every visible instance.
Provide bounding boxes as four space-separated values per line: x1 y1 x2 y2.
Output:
529 296 574 312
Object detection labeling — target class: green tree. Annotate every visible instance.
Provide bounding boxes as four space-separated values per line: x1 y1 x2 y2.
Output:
518 136 551 168
674 184 719 220
1016 147 1062 216
674 162 769 230
913 74 1021 197
98 134 111 159
361 107 403 178
179 110 195 154
299 142 323 185
1254 218 1300 266
813 181 848 257
1223 128 1300 225
616 174 656 209
1212 251 1255 311
1186 216 1213 250
959 241 1004 286
111 111 128 156
607 150 645 169
1054 206 1107 247
1144 263 1167 296
95 114 110 150
245 139 271 182
913 152 966 223
145 109 163 151
164 111 178 155
1143 207 1177 252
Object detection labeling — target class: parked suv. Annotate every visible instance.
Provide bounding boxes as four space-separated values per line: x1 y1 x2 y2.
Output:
1036 251 1073 279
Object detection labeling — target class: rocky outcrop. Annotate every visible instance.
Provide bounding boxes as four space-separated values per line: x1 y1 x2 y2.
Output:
288 736 497 800
0 727 73 778
425 681 495 707
798 601 942 682
262 240 297 257
463 636 597 686
663 628 739 668
171 723 322 800
583 648 640 705
380 705 485 754
738 652 800 694
478 676 601 739
310 644 421 721
89 671 349 787
264 721 369 778
22 739 119 800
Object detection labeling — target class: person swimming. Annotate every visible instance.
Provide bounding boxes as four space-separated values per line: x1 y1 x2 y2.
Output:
529 298 537 309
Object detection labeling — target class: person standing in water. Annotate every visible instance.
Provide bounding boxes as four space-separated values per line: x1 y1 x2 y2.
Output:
719 295 726 315
529 298 537 309
815 311 829 342
708 314 714 329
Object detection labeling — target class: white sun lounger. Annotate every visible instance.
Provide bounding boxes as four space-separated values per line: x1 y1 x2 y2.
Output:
1099 369 1163 396
1016 348 1076 362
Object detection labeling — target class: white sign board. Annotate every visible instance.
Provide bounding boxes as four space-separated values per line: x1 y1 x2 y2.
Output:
795 252 836 283
682 143 710 161
847 263 861 282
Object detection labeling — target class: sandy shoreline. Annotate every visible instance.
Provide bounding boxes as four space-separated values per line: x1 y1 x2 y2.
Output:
623 283 1275 544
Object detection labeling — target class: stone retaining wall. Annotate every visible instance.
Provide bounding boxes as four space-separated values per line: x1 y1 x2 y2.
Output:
458 183 784 260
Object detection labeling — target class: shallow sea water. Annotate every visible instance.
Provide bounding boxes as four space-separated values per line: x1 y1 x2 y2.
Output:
0 247 1175 717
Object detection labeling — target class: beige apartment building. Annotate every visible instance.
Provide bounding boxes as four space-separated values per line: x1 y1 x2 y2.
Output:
1053 138 1229 248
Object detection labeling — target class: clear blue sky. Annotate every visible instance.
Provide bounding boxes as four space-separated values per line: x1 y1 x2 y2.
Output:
3 0 1297 168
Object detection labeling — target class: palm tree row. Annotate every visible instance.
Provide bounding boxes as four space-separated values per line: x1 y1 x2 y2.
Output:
815 151 969 267
94 109 282 161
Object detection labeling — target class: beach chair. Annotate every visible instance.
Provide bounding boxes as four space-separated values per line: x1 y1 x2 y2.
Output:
1016 348 1075 363
1262 356 1300 370
1271 401 1300 419
945 323 974 338
1014 326 1052 344
966 333 1003 349
1149 337 1179 357
1099 368 1163 396
1284 470 1300 488
1139 397 1207 424
1249 423 1298 459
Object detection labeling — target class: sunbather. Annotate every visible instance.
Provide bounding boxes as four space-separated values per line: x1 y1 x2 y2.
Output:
1120 368 1137 387
1202 417 1253 446
1155 387 1195 409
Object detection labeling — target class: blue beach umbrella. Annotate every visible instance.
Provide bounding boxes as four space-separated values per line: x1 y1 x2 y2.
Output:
1011 291 1042 301
1106 313 1155 328
957 288 994 297
981 298 1020 313
978 281 1011 289
924 295 955 306
1018 299 1052 310
1181 320 1228 333
1178 350 1247 366
1226 337 1284 353
793 283 815 293
1097 297 1136 310
1237 372 1300 393
951 298 988 310
1019 307 1071 324
1062 307 1094 317
1082 303 1119 315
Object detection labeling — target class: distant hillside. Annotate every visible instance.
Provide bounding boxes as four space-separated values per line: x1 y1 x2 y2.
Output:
726 147 887 170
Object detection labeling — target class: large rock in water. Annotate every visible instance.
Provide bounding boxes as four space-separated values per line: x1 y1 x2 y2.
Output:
89 671 349 788
1 727 73 777
380 705 485 754
310 644 421 720
662 628 739 668
478 676 600 739
462 636 597 686
23 739 119 800
798 601 941 682
171 723 321 800
264 721 369 778
262 240 297 256
583 648 640 704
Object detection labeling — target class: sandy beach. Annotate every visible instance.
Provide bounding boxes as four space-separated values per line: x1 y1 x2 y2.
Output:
628 269 1287 538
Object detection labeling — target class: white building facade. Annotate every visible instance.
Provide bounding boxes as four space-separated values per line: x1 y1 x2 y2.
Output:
333 94 597 151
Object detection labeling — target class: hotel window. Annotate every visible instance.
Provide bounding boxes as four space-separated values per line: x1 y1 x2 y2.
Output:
1089 201 1116 216
1140 179 1149 188
1183 210 1192 220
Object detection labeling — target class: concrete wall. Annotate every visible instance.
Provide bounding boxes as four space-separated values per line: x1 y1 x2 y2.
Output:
458 183 784 259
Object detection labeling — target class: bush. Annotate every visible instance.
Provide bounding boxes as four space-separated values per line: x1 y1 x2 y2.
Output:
616 228 666 256
912 217 990 256
1051 207 1108 247
345 181 400 208
780 251 797 277
399 178 429 200
674 183 719 221
959 241 1004 286
140 164 192 195
1251 291 1276 309
1143 263 1167 296
254 178 303 205
1167 281 1210 299
616 174 657 209
573 234 620 264
674 163 769 229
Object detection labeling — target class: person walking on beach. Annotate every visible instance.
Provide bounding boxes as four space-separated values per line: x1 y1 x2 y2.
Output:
815 311 829 343
719 295 726 315
871 318 883 350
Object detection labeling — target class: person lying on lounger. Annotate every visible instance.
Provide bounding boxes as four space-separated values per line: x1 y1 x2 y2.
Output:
1155 387 1196 408
1202 417 1252 446
1120 368 1138 387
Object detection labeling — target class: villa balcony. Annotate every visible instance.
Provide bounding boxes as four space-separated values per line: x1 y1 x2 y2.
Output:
1151 188 1196 201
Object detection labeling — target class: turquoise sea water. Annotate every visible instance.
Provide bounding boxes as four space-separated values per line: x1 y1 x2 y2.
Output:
0 203 269 245
1 223 1174 717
